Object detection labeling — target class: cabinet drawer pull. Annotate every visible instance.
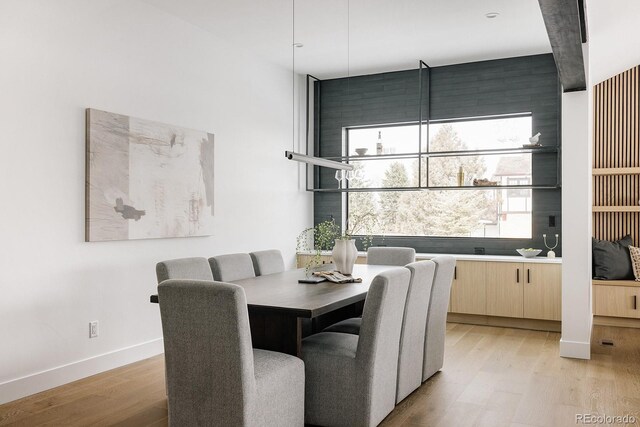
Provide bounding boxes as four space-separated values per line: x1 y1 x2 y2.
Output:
634 295 638 310
454 266 457 280
516 269 520 283
527 268 530 284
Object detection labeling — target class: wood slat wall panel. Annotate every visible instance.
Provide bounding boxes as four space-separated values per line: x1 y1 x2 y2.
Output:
593 66 640 244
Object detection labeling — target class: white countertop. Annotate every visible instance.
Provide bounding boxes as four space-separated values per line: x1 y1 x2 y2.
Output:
299 251 562 264
415 253 561 264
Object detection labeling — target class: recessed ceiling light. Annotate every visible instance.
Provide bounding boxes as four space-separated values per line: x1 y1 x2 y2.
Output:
293 43 304 48
485 12 500 19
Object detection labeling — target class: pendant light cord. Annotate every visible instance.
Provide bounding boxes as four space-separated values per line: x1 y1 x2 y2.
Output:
347 0 350 81
292 0 296 153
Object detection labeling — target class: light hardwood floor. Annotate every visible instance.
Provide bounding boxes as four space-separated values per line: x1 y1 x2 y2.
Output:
1 324 639 426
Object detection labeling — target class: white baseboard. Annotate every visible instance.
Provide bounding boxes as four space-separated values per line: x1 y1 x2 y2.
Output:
0 338 164 405
559 338 591 359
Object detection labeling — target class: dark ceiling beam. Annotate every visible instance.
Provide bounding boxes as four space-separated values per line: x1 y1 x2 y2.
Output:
578 0 588 43
538 0 587 92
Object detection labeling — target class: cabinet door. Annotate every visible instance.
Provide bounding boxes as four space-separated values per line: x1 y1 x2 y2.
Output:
296 254 333 268
486 262 524 318
450 261 486 315
523 264 562 321
593 285 640 318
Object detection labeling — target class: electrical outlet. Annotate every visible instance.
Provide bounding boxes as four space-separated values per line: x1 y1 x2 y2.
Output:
89 321 99 338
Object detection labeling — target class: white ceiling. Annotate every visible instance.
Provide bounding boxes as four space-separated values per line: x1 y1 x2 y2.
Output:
143 0 551 79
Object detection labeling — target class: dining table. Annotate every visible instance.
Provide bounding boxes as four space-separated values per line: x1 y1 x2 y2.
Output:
150 264 395 357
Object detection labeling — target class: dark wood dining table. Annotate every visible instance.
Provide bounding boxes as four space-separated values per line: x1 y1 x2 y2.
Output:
150 264 395 357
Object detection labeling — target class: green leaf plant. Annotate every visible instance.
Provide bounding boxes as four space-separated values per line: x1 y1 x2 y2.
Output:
296 215 377 274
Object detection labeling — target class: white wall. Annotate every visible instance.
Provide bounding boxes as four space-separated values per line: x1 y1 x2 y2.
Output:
588 0 640 85
560 80 592 359
0 0 312 403
560 0 640 359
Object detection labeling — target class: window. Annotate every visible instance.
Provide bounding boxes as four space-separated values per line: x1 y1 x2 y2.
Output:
345 115 533 239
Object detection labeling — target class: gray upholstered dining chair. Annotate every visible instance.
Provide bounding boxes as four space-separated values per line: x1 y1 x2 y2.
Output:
156 257 213 283
423 255 456 382
158 279 304 427
301 268 410 427
249 249 285 276
395 260 436 402
321 260 436 403
208 253 256 282
367 246 416 266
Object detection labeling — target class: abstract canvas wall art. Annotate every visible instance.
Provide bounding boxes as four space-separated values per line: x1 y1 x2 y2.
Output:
86 109 214 241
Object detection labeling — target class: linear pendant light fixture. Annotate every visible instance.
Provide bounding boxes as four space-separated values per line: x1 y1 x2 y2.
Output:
285 151 353 171
284 0 354 172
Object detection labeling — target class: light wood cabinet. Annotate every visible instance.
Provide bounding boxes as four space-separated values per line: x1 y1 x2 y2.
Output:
484 262 561 321
523 264 562 321
593 284 640 318
296 253 562 324
296 254 367 269
486 262 524 318
450 261 486 315
296 254 334 268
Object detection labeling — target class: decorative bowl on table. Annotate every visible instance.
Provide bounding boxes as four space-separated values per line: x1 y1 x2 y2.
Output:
355 148 368 156
516 248 542 258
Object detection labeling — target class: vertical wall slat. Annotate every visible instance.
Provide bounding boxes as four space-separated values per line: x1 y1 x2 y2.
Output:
593 65 640 244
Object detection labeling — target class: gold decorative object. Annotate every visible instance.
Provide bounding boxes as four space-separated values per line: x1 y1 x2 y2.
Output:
457 166 465 186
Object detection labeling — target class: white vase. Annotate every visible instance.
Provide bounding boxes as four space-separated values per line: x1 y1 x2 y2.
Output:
332 239 358 275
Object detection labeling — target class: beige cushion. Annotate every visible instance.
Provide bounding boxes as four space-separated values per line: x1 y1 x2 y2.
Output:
629 245 640 281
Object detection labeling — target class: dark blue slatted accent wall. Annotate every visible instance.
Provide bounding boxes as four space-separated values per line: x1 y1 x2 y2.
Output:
314 54 562 256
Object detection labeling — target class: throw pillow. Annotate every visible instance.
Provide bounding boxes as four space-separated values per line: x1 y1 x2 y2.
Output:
629 245 640 281
592 235 634 280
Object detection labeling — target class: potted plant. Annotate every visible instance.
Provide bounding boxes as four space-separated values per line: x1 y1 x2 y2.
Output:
296 220 340 275
297 213 377 275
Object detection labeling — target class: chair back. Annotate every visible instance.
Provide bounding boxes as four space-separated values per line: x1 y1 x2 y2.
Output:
396 260 436 403
423 255 456 381
208 253 256 282
357 267 411 426
367 247 416 266
158 280 256 426
250 249 285 276
156 257 213 283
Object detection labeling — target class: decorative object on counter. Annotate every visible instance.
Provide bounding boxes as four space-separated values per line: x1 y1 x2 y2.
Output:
457 166 465 186
85 109 215 242
543 233 559 258
473 178 498 187
516 248 542 258
355 148 368 156
376 131 383 155
592 235 634 280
